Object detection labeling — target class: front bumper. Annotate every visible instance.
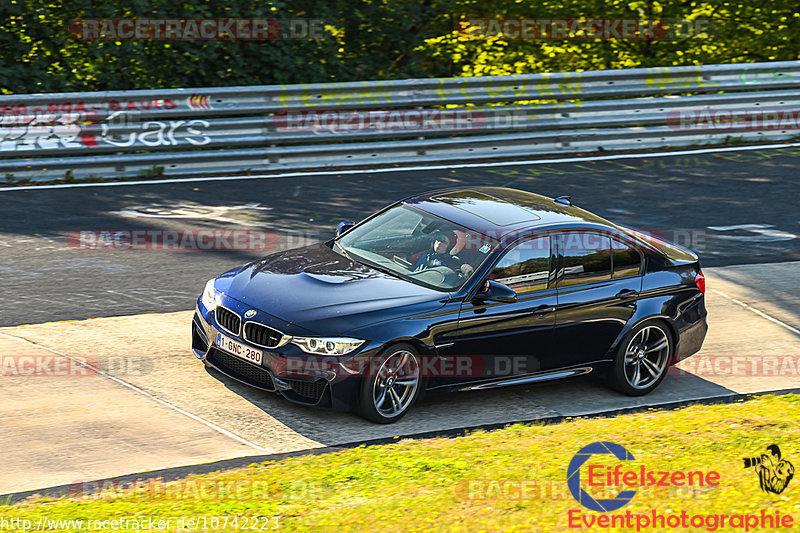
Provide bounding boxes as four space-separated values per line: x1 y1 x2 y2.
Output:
192 298 370 412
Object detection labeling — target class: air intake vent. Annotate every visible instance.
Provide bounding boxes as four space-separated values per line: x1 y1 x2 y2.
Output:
244 322 284 348
215 306 241 336
206 349 275 391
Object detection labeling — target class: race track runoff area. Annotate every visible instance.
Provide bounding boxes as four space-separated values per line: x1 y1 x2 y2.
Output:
2 263 799 497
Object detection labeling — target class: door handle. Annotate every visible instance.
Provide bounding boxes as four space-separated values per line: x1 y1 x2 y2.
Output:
533 304 556 315
616 289 638 298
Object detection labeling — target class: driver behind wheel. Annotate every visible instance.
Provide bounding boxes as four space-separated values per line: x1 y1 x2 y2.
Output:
412 231 474 276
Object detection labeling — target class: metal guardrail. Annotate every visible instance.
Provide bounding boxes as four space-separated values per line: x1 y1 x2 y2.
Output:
2 61 800 182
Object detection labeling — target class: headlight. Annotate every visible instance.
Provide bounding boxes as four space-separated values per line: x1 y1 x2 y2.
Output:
201 278 218 310
291 337 365 356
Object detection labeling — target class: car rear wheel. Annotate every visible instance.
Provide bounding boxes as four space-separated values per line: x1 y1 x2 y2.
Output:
608 321 672 396
357 343 421 423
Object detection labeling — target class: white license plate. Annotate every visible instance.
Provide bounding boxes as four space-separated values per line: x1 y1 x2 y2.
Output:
216 332 263 365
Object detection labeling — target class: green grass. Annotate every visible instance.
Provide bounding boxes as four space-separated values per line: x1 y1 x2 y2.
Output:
4 395 800 532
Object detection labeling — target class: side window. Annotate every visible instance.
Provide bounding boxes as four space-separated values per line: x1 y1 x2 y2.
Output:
490 235 550 292
612 237 642 278
559 231 611 286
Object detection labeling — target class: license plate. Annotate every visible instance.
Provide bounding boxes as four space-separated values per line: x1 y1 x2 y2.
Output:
216 332 263 365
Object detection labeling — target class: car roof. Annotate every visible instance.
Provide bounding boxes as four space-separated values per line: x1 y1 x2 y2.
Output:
402 186 613 237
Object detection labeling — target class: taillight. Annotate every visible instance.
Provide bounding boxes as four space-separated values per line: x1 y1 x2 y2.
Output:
695 270 706 294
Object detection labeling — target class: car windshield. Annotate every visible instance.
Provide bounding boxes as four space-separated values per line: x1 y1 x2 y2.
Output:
335 204 499 291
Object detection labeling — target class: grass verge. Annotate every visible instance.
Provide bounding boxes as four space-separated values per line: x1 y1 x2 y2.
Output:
3 394 799 532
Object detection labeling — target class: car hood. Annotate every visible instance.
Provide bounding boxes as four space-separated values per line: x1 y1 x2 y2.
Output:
215 242 448 335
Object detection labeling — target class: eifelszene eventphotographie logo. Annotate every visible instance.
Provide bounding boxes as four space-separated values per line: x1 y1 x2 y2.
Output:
743 444 794 495
565 441 795 531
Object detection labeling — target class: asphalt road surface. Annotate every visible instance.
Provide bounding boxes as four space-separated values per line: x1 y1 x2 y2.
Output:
2 145 800 326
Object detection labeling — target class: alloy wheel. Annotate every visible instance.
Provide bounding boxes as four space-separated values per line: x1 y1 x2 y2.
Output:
372 349 420 418
623 326 670 390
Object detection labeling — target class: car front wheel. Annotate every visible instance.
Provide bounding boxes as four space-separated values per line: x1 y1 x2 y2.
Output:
357 343 421 423
608 321 672 396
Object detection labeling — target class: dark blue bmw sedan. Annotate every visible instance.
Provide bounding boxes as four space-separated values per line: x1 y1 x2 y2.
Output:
192 187 708 423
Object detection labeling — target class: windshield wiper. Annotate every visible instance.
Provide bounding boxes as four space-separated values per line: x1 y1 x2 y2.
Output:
334 243 404 281
334 240 352 260
361 260 403 280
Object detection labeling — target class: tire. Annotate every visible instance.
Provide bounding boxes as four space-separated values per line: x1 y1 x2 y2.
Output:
357 343 422 423
607 320 673 396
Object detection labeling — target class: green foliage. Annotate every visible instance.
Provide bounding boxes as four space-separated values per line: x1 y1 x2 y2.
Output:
422 0 800 76
0 0 798 93
0 0 349 92
138 164 164 178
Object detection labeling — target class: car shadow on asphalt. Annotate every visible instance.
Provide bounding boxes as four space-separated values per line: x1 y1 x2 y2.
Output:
204 365 744 448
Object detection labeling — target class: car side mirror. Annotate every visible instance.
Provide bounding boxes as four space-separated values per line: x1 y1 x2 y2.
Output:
475 279 517 303
336 221 355 237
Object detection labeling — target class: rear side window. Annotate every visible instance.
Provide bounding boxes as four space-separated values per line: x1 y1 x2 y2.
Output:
558 232 611 286
490 235 550 292
612 238 642 278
